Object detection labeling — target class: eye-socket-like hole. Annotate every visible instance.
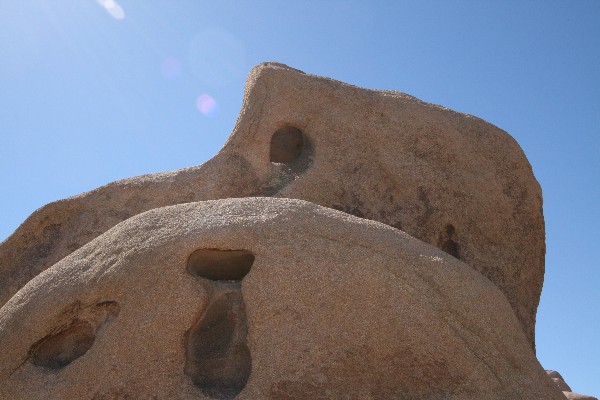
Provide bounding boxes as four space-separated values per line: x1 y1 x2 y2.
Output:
187 249 255 281
270 126 305 164
27 301 120 370
29 320 95 369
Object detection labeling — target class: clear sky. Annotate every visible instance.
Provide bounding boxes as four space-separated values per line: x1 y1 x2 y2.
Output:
1 1 598 396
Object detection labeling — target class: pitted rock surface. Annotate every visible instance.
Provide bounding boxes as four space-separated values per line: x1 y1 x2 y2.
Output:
0 198 562 399
0 63 544 349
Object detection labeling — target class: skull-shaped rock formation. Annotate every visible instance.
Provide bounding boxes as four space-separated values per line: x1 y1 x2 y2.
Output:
0 198 563 399
0 63 544 350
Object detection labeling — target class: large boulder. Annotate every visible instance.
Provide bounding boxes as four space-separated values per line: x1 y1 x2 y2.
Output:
0 62 544 349
0 198 561 399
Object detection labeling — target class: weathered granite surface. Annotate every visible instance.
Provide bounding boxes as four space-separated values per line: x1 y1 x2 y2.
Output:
546 370 598 400
0 198 563 399
0 63 545 349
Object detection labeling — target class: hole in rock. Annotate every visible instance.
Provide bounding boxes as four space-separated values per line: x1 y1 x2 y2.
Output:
270 126 305 164
28 300 119 370
442 238 460 259
439 224 461 260
29 319 95 369
185 292 252 399
187 249 255 281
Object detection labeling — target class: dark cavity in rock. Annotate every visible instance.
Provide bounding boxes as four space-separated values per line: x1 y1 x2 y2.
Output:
185 248 255 399
29 319 95 369
439 224 460 260
187 249 255 281
185 291 252 399
28 300 120 370
270 125 305 164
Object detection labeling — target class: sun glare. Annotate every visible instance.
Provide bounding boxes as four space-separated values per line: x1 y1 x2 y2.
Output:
96 0 125 20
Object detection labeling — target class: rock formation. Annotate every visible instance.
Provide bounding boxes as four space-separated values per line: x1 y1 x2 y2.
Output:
0 62 544 350
0 63 586 398
0 199 563 399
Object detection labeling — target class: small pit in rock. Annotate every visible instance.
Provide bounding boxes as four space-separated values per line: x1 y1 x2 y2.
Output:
187 249 255 281
439 224 461 260
270 126 305 164
28 319 95 369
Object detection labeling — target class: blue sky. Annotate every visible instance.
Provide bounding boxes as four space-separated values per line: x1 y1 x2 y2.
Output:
1 1 598 395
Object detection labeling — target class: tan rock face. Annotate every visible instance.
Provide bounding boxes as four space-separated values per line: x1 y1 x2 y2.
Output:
0 63 544 349
563 392 599 400
547 370 573 392
0 198 562 399
546 370 598 400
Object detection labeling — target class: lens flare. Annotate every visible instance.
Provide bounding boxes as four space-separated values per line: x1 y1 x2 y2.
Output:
160 57 182 79
196 94 219 117
96 0 125 20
